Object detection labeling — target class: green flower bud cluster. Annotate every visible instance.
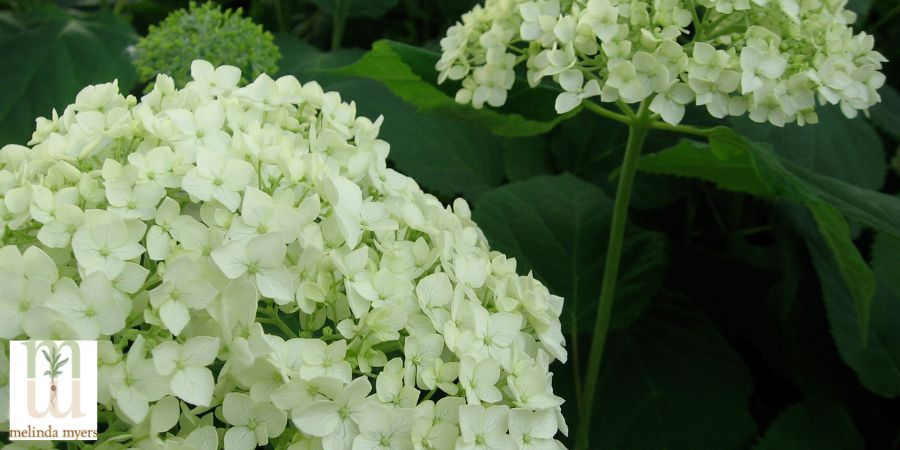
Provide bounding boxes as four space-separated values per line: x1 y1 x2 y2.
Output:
133 2 280 86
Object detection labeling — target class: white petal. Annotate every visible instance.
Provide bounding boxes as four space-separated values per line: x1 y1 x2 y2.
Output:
150 396 180 433
558 69 584 92
159 300 191 336
555 92 582 114
224 427 256 450
183 336 220 366
146 225 171 261
191 60 215 81
223 393 256 425
185 426 219 450
171 366 214 406
293 401 341 437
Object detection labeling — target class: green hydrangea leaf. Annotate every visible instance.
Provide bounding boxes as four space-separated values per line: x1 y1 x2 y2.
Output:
589 296 756 449
638 128 900 341
788 204 900 397
275 34 363 80
870 85 900 142
752 400 864 450
806 201 876 339
0 8 137 145
472 174 669 332
335 40 571 137
502 137 555 182
638 131 770 196
731 105 886 191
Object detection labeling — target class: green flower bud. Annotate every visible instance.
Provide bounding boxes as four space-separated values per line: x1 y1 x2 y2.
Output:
133 2 280 86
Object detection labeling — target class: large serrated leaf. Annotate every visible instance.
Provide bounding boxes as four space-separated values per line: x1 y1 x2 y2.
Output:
472 174 669 332
791 205 900 397
275 34 364 80
638 137 769 195
732 105 886 190
335 40 571 137
870 85 900 142
752 399 864 450
638 128 892 342
0 8 138 145
588 296 756 449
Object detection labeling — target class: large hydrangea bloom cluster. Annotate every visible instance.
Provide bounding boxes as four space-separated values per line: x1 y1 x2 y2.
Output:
436 0 886 126
0 61 568 450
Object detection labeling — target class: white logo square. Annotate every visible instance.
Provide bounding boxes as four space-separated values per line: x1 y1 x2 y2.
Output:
8 340 98 440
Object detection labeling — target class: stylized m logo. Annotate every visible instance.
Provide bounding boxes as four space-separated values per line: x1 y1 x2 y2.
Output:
22 341 85 418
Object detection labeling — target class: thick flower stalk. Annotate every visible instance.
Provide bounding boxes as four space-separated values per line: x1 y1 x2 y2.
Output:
436 0 886 125
0 61 568 449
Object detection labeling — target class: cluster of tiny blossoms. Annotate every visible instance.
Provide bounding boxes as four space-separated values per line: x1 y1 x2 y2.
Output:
0 61 568 450
436 0 886 126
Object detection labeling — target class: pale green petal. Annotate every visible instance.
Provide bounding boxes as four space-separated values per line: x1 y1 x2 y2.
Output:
293 400 340 437
159 300 190 336
223 392 255 425
257 403 287 437
171 366 214 406
146 225 171 261
181 169 214 201
22 247 58 282
150 396 180 433
211 240 249 279
182 336 219 366
114 262 149 294
224 426 256 450
152 341 181 375
184 426 219 450
114 387 149 423
246 233 287 266
255 267 293 303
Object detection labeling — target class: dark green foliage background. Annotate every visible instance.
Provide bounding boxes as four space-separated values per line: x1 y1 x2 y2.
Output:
1 0 899 448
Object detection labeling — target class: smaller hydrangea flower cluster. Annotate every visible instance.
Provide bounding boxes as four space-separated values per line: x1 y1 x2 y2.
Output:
436 0 886 126
0 61 567 449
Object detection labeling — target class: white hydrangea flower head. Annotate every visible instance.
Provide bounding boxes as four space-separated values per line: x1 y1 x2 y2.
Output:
437 0 886 125
0 61 569 449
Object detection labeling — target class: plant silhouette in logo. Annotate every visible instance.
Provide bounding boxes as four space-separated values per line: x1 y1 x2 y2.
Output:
42 345 68 407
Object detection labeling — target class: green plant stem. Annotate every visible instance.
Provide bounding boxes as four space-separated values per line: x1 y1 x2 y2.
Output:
331 0 352 50
583 101 631 124
650 121 717 137
575 101 652 450
871 3 900 32
262 307 298 339
274 0 288 33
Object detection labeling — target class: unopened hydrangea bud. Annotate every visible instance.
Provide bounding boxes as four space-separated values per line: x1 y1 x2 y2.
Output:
133 2 280 86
